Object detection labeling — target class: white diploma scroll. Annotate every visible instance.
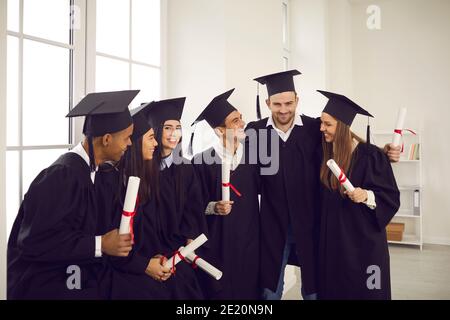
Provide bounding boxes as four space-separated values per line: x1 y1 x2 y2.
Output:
392 107 407 147
182 248 223 280
119 176 140 235
327 159 355 192
164 234 208 270
221 160 231 201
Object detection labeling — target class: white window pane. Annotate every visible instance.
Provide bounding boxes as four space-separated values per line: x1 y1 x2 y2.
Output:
7 36 19 146
132 0 160 66
6 151 20 238
96 0 130 58
131 64 160 108
23 40 70 146
96 55 130 92
24 0 71 44
7 0 19 32
22 149 67 198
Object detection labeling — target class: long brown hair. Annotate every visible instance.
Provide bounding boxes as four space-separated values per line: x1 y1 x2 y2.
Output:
151 122 184 211
118 135 160 205
320 120 365 195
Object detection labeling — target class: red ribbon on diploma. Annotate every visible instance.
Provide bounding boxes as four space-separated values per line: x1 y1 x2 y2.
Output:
170 250 187 274
338 170 347 185
122 197 139 243
394 128 417 152
222 182 242 197
191 255 201 269
168 251 202 274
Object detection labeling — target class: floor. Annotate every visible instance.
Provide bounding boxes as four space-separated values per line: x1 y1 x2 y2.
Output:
282 244 450 300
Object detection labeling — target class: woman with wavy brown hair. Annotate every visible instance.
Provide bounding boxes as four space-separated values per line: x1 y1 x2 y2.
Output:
316 90 400 300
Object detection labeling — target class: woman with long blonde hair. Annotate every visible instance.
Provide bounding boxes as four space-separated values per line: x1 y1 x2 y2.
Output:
317 90 400 300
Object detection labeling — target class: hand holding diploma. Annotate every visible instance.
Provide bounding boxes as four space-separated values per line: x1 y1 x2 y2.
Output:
101 229 132 257
146 255 171 282
345 188 369 204
214 201 234 215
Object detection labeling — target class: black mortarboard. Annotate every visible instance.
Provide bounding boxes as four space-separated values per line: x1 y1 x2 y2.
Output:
67 90 138 171
189 89 237 155
192 89 237 128
130 102 155 141
318 90 374 143
253 69 301 119
67 90 138 137
145 97 186 128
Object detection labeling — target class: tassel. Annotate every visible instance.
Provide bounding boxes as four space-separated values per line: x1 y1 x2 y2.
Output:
87 136 96 172
256 83 262 120
188 131 195 156
366 117 371 145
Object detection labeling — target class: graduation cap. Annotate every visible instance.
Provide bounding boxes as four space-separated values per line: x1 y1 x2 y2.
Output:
317 90 374 143
189 89 237 155
67 90 139 137
253 69 301 120
145 97 186 128
66 90 139 171
130 102 155 141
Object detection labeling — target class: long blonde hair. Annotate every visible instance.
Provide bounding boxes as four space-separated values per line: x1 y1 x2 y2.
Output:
320 120 364 196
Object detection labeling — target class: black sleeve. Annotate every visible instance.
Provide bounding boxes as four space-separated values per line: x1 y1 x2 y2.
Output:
362 147 401 230
180 164 209 240
16 166 96 262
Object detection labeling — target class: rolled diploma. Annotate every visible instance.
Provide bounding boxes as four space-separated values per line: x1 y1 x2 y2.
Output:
119 176 140 235
222 160 231 201
164 234 208 269
326 159 355 192
181 247 223 280
392 107 407 146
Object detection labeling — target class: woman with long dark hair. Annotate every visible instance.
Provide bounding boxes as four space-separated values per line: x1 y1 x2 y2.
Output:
316 90 400 300
109 102 175 299
144 97 207 299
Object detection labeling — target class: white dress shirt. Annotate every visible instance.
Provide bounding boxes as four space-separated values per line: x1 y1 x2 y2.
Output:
266 114 303 142
160 152 174 170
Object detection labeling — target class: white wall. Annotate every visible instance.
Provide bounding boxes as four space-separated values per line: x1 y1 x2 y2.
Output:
328 0 450 245
1 0 7 300
167 0 284 153
290 0 329 117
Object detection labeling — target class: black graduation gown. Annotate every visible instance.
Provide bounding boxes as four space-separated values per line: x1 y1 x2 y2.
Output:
191 147 261 300
318 143 400 300
89 165 169 300
245 115 322 295
7 153 111 300
108 199 172 300
154 160 207 299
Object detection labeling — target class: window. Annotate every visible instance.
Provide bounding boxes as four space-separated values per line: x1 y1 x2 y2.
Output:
5 0 163 237
92 0 162 107
6 0 75 236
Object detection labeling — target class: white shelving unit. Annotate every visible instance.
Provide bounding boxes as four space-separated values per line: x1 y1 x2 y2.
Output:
373 130 423 250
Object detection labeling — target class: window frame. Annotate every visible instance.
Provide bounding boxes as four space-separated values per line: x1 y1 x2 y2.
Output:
5 0 166 234
282 0 291 70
